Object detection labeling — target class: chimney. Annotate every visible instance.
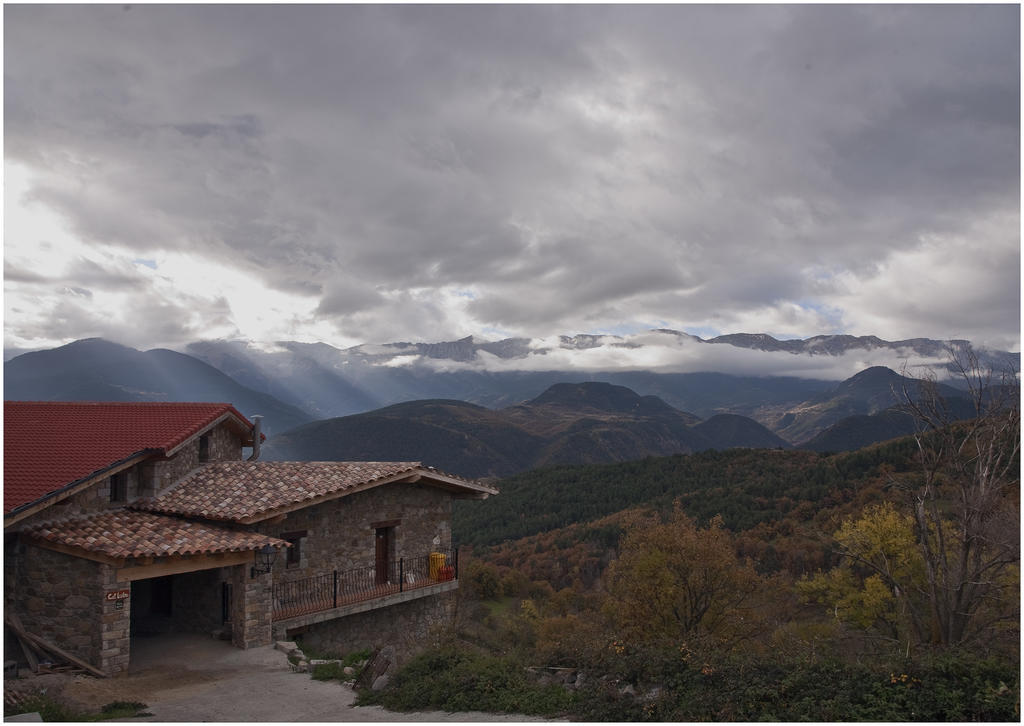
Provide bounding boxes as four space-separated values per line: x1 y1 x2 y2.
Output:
248 415 263 461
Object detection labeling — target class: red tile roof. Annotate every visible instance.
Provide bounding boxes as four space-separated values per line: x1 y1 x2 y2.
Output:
21 509 287 561
4 401 256 515
136 461 493 523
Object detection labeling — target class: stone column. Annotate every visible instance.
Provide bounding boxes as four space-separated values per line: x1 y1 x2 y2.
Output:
98 565 131 675
230 564 273 649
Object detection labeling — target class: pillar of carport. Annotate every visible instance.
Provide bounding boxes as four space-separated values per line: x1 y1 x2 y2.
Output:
98 564 132 675
229 565 273 649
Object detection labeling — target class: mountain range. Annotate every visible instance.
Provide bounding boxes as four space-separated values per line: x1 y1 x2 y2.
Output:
3 335 994 472
185 332 1016 419
260 382 790 478
3 338 312 436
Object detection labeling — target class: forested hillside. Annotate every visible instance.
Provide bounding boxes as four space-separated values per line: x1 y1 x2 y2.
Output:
453 441 915 550
360 360 1019 721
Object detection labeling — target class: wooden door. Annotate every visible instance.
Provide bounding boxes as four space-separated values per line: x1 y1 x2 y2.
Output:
375 527 391 586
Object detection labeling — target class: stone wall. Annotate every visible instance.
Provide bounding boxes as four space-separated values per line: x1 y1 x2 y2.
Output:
170 568 225 636
9 545 105 670
296 589 456 669
149 421 244 496
258 482 453 585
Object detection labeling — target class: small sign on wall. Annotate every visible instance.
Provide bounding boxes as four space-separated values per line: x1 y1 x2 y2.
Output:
105 589 130 603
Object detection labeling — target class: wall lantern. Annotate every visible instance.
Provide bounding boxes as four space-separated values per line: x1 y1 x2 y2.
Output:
251 544 277 578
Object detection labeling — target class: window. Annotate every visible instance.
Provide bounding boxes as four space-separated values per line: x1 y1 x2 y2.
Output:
110 472 127 503
198 434 210 463
281 530 307 568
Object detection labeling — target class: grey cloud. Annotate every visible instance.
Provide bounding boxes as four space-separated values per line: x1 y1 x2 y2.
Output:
4 257 146 291
4 4 1019 350
4 262 49 284
315 280 386 317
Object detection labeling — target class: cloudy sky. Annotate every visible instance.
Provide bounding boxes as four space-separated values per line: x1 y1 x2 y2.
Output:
5 4 1020 359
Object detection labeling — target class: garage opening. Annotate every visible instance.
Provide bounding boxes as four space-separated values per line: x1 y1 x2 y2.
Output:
130 568 233 639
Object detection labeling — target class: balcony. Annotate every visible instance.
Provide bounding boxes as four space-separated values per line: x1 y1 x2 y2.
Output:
272 549 458 621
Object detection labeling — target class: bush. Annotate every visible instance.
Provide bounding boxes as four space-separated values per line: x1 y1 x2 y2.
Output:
573 653 1020 722
4 693 83 722
356 646 575 716
3 695 150 722
311 662 348 681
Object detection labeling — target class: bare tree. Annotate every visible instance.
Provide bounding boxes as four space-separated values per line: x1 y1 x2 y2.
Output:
895 345 1020 649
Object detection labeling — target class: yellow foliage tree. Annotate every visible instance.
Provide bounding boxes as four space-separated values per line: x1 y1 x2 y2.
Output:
799 502 926 648
603 506 765 649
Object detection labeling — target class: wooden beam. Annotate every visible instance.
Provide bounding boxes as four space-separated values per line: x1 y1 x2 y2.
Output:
6 611 39 673
4 616 106 678
116 549 252 581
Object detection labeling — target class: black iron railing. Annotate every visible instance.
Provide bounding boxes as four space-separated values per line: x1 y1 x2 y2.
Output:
272 548 458 620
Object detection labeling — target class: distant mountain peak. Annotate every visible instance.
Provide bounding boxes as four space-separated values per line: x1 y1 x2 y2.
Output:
526 381 677 416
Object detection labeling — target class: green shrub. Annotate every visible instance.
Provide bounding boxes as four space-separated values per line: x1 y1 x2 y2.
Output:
4 693 84 722
3 695 150 722
356 646 575 716
341 648 372 668
574 653 1020 722
95 701 150 720
311 661 348 681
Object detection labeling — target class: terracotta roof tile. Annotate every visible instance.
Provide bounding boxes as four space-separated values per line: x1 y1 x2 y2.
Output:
4 401 257 514
135 461 492 522
135 461 427 522
21 509 286 560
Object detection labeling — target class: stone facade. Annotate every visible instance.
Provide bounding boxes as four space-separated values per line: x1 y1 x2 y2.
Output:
295 589 457 669
147 422 244 496
10 545 103 669
165 568 224 635
258 482 453 584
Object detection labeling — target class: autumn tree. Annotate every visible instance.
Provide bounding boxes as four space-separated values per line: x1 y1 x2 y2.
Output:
804 348 1019 655
798 501 928 652
603 505 765 648
895 346 1020 649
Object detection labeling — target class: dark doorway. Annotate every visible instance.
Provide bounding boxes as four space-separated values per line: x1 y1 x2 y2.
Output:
131 575 174 636
150 576 173 615
375 527 393 585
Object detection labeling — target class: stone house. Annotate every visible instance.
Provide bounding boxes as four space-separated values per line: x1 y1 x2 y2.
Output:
4 401 496 676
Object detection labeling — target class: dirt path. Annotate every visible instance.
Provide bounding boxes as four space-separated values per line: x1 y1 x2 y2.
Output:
59 633 556 722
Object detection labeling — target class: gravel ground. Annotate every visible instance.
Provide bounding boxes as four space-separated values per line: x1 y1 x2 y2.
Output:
55 633 559 722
